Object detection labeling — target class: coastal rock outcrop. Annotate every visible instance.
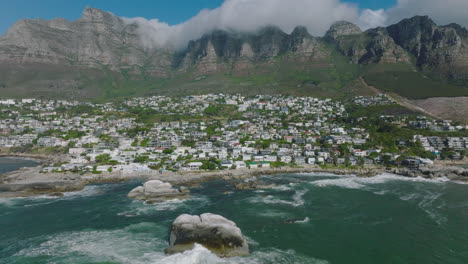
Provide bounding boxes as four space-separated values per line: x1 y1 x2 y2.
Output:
0 167 85 197
234 180 276 190
388 166 468 181
165 213 249 257
127 180 190 203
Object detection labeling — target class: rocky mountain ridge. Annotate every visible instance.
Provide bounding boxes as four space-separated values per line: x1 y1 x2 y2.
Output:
0 7 467 100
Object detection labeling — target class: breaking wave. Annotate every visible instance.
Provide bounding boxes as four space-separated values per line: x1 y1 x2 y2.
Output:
311 173 450 190
118 196 210 217
13 223 328 264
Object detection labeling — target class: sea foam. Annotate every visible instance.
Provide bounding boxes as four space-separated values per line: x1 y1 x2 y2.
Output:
311 173 450 190
15 225 328 264
248 189 308 207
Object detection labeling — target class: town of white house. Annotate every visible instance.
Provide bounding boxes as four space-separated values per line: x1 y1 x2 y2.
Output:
0 94 467 175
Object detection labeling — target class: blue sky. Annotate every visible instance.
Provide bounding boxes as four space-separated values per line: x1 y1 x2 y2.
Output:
0 0 396 36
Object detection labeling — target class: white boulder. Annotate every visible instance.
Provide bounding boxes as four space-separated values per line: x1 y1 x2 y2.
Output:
165 213 249 257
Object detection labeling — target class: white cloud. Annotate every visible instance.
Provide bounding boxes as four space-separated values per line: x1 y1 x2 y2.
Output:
121 0 468 50
358 9 388 29
384 0 468 26
124 0 361 49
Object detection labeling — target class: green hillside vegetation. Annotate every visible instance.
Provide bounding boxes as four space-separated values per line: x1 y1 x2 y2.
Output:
0 42 380 102
2 53 468 102
91 46 373 101
363 64 468 99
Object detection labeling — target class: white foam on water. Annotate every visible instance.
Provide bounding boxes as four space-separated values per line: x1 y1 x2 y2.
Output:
272 185 293 191
14 223 329 264
293 172 341 177
158 244 329 264
293 217 310 224
312 176 366 189
0 185 107 209
453 180 468 185
233 248 329 264
0 194 61 209
119 196 210 217
15 223 168 264
308 173 453 225
257 210 291 218
248 189 308 207
152 198 187 210
158 244 226 264
311 173 451 190
62 185 105 198
0 197 20 206
403 187 448 225
373 190 389 196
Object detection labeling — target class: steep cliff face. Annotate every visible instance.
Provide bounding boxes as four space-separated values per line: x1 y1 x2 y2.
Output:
325 21 409 64
386 16 467 79
176 26 328 75
325 21 362 39
0 7 172 76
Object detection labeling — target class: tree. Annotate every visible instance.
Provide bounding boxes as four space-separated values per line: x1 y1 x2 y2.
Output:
369 152 379 159
163 149 174 154
382 155 392 165
339 144 350 156
134 155 149 163
108 160 120 165
64 130 86 140
140 138 149 147
204 105 219 116
99 134 111 142
95 154 111 164
181 140 195 147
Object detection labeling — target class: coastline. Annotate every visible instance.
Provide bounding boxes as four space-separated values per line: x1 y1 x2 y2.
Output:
0 165 386 198
1 156 467 198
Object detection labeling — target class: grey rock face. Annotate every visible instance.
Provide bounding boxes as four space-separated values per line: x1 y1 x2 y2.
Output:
127 180 190 203
0 7 172 76
388 166 468 181
165 213 249 257
176 25 327 74
386 16 466 74
325 21 362 40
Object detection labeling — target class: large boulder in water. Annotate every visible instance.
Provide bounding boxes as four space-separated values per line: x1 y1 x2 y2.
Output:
165 213 250 257
127 180 189 203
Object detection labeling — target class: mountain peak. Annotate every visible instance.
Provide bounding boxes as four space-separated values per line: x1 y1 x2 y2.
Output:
399 15 436 27
291 26 310 37
444 23 468 38
257 25 287 36
325 21 362 39
81 7 114 22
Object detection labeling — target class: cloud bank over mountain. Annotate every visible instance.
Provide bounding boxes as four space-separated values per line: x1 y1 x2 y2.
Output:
121 0 468 49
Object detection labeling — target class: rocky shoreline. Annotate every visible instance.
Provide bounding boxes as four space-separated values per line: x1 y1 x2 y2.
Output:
1 162 467 198
389 166 468 182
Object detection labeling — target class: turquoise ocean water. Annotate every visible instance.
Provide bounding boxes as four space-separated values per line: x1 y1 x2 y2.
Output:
1 160 467 264
0 157 38 174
